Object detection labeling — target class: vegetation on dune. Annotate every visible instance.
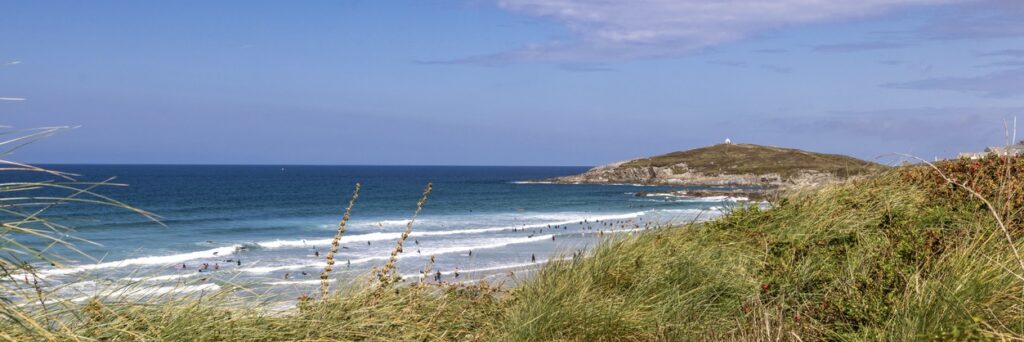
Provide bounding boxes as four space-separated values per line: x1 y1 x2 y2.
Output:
622 143 888 179
2 148 1023 340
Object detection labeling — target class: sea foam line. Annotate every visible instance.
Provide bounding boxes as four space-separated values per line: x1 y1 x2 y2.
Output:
245 234 555 275
40 245 241 277
255 211 647 249
38 210 663 278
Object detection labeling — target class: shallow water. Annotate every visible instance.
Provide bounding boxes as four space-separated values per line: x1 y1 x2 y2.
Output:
8 165 744 302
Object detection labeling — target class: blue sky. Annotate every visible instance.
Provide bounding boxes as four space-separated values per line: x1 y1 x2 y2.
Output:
2 0 1023 165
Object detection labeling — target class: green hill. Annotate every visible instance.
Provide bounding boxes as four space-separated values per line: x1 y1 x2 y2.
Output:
622 143 887 179
550 143 888 186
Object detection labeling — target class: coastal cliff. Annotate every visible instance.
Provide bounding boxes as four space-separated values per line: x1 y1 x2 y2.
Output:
547 143 887 188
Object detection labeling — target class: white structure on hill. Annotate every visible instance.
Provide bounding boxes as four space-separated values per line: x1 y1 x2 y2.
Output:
958 141 1024 160
724 138 732 144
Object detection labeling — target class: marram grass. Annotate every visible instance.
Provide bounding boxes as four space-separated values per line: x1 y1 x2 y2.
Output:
2 155 1023 341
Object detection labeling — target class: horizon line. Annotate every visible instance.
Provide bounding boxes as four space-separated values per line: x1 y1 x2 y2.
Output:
29 162 595 168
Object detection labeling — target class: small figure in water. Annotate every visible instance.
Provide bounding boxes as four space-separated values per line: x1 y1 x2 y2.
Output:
552 235 556 241
367 241 371 246
237 260 242 266
214 263 219 270
468 250 472 257
314 248 319 257
347 260 351 267
531 254 536 263
284 273 290 280
434 270 442 282
454 268 460 279
181 263 187 270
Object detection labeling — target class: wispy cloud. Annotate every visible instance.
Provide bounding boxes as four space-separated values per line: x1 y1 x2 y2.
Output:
918 2 1024 40
709 60 747 68
0 97 27 101
974 49 1024 68
882 67 1024 97
3 60 21 66
813 41 908 53
759 64 793 74
977 60 1024 68
708 60 792 74
979 49 1024 58
450 0 965 64
752 48 788 54
769 106 1020 156
558 64 615 72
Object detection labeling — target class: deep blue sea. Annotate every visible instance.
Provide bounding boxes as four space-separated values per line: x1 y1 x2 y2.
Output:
11 165 742 304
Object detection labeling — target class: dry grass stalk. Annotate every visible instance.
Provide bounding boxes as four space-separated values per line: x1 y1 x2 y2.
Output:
419 255 436 286
378 183 432 284
320 183 361 298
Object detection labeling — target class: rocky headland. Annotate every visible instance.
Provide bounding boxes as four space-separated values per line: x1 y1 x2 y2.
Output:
544 143 887 196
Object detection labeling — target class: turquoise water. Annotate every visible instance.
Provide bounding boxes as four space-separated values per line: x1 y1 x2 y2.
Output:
10 165 741 302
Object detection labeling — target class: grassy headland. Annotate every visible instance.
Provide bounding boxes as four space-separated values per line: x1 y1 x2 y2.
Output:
2 155 1022 341
547 143 889 188
623 143 888 179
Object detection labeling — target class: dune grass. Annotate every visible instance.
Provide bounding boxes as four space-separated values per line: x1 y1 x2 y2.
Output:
1 150 1023 340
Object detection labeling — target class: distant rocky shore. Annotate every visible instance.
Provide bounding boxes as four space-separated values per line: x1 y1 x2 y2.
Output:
540 143 887 196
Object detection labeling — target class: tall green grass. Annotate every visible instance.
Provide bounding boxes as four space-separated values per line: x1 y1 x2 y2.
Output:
1 137 1022 340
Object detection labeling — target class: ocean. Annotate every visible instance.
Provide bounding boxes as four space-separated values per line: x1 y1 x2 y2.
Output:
11 165 742 304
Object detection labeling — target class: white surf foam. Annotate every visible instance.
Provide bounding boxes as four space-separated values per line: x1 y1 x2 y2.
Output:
375 219 413 226
256 211 648 250
267 278 328 286
642 193 749 202
123 273 208 282
244 234 554 275
509 181 555 184
40 245 241 277
42 210 657 279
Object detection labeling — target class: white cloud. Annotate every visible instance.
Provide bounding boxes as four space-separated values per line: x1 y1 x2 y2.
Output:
472 0 971 63
883 67 1024 98
4 60 21 66
0 97 27 101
